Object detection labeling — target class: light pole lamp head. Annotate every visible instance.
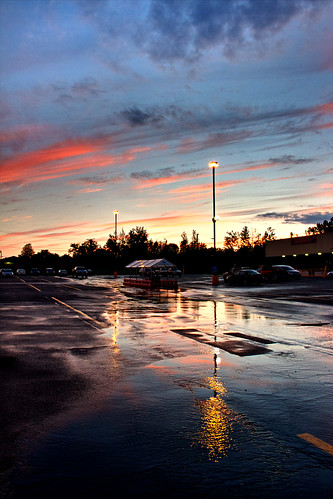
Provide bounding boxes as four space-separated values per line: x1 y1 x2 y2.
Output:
114 210 118 215
209 161 219 168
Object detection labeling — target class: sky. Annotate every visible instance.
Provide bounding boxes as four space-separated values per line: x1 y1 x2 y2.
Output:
0 0 332 257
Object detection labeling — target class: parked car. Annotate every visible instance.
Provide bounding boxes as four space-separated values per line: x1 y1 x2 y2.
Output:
224 268 262 286
72 266 88 278
58 269 68 276
45 267 55 275
258 264 301 281
325 271 333 279
1 268 14 277
16 268 26 275
30 268 40 275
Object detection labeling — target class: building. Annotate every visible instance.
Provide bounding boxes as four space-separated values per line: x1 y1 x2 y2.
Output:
265 233 333 271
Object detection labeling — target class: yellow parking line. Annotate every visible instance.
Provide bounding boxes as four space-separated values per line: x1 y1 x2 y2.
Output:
298 433 333 455
17 277 41 292
63 285 84 291
51 297 106 329
23 281 42 292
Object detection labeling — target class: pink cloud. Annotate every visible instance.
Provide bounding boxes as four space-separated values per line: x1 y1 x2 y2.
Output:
315 102 333 114
0 137 152 185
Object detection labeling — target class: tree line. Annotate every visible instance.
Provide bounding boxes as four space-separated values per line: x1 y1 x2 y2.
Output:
3 217 332 274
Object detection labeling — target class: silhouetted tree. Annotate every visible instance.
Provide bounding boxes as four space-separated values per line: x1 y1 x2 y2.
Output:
126 226 148 259
180 232 188 252
81 239 99 256
239 226 251 247
20 243 35 258
306 217 333 235
68 243 80 257
261 226 276 243
224 231 239 250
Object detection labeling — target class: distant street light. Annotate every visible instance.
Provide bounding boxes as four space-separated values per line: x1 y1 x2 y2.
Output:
114 210 118 240
208 161 219 250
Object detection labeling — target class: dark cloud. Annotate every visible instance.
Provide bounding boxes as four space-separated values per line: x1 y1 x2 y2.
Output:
120 104 198 128
79 0 328 63
121 107 165 127
269 155 315 165
144 0 328 61
69 175 124 185
52 78 106 106
130 170 155 179
116 98 328 154
71 77 105 97
257 211 333 224
130 166 201 180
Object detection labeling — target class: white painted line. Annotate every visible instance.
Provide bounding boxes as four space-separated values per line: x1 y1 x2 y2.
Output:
51 297 106 329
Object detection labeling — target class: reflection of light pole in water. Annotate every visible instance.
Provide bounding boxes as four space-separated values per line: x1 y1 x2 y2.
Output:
213 300 218 397
114 210 118 240
209 161 219 285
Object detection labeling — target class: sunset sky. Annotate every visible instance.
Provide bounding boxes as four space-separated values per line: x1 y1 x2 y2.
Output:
1 0 332 257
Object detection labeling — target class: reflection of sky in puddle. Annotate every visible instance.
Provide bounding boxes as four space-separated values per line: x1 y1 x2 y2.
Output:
143 353 240 461
102 290 333 353
98 282 333 462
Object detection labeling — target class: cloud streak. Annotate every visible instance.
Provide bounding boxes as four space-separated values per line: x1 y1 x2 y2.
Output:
1 0 332 256
0 137 152 186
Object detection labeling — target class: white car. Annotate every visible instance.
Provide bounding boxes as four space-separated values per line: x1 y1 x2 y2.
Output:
1 268 14 277
16 268 26 275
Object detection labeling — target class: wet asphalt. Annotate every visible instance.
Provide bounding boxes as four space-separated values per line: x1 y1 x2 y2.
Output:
0 274 332 498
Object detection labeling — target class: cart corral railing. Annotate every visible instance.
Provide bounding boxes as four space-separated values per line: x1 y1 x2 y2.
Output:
124 259 180 290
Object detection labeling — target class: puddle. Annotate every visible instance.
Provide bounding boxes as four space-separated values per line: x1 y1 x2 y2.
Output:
5 276 333 498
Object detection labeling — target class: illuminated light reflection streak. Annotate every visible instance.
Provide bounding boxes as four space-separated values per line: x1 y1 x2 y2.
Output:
192 376 238 462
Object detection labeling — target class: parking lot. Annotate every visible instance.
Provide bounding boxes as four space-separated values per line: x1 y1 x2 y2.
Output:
0 274 332 498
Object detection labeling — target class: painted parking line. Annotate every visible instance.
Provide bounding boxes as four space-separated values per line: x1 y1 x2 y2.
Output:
17 277 105 330
51 297 106 329
18 278 42 292
170 328 272 356
63 284 85 291
298 433 333 456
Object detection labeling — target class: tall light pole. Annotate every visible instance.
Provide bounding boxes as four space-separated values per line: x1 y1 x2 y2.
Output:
209 161 219 250
113 210 119 279
209 161 219 285
114 210 118 240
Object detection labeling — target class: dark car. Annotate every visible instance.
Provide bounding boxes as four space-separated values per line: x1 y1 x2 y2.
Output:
258 264 301 281
225 268 262 286
30 268 40 276
325 271 333 279
72 266 88 278
45 267 55 275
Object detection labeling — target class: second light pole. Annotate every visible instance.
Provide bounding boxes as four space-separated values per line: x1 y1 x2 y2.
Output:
114 210 118 240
